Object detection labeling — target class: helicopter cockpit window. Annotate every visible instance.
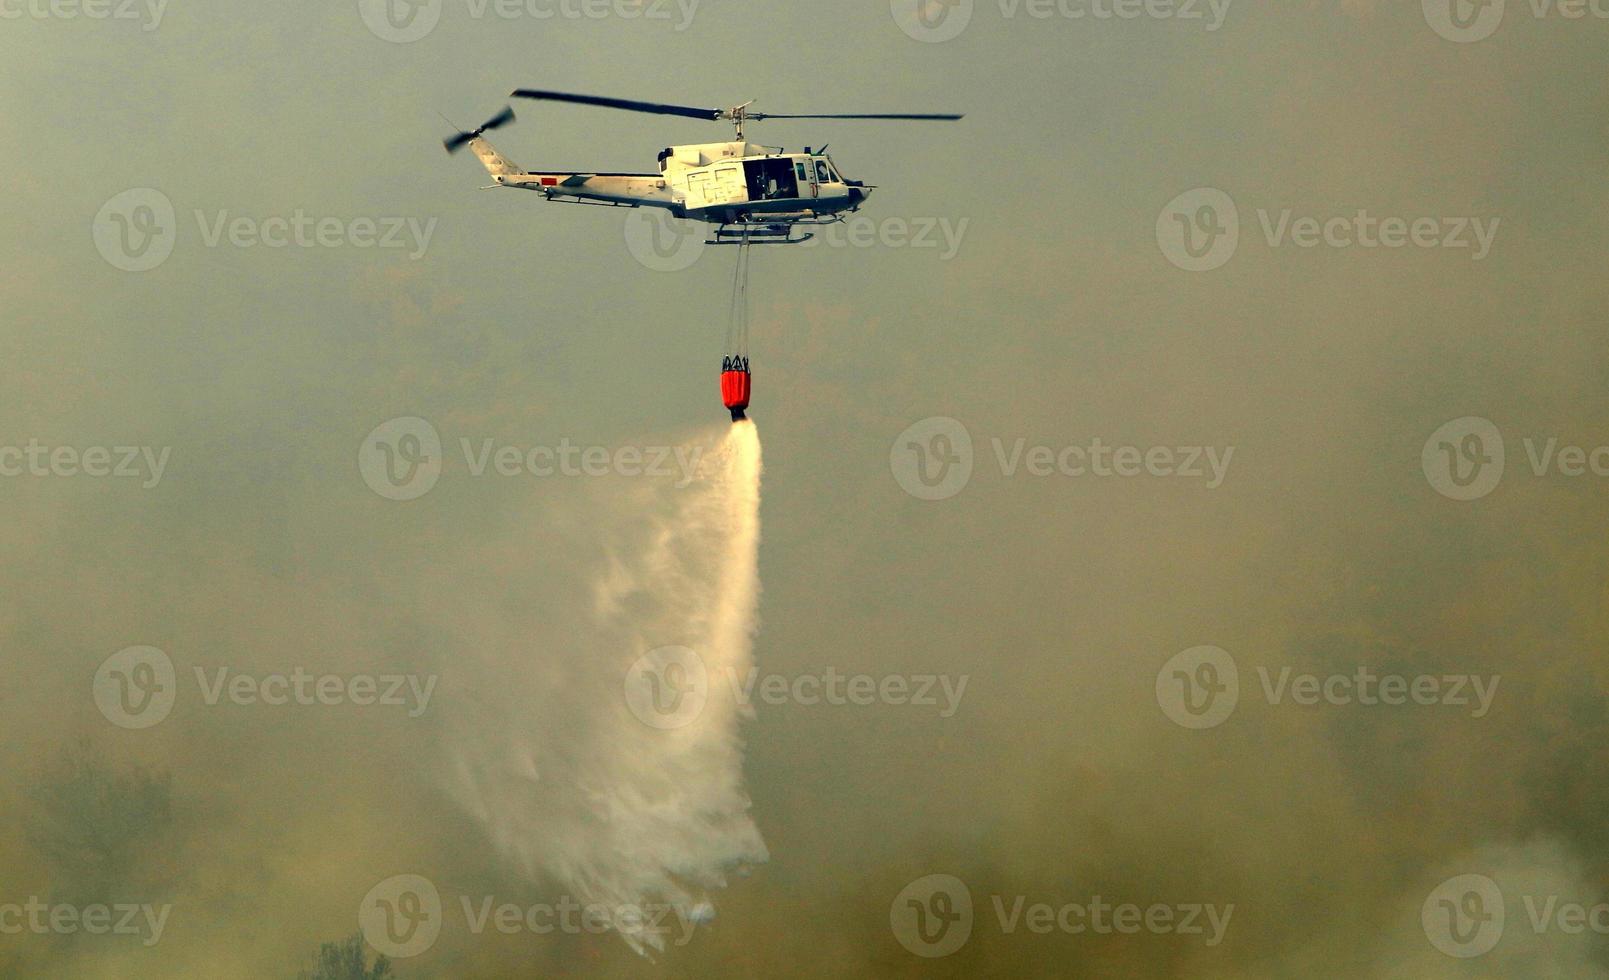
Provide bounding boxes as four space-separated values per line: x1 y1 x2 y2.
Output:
794 160 809 183
815 160 832 184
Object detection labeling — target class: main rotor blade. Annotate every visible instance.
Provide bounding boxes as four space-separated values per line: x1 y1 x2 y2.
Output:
510 89 721 121
748 112 964 121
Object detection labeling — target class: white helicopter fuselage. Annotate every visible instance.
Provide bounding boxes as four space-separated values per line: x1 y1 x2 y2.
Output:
467 137 870 225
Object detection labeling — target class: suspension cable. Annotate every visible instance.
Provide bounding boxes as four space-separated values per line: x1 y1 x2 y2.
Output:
723 228 753 359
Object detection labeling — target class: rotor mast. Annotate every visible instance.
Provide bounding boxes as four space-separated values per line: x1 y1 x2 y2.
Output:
720 101 756 140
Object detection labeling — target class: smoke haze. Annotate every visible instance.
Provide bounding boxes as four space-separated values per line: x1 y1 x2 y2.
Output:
1 0 1606 976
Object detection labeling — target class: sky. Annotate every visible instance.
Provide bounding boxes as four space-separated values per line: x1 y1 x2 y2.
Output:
2 0 1608 976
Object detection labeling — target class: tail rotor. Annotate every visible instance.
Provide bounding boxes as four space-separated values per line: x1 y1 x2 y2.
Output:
443 105 516 154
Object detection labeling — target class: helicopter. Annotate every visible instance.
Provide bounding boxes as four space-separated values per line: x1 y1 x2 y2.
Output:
443 89 963 245
443 89 962 422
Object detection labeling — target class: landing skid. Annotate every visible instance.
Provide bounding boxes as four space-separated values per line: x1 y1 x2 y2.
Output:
707 223 814 246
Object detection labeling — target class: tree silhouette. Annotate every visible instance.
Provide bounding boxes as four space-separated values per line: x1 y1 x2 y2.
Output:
25 743 176 907
298 935 394 980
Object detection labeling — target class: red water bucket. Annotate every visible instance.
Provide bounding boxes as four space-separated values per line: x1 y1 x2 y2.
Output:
721 357 751 420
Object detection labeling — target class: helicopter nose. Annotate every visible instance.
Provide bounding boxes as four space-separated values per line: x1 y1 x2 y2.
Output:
848 184 872 205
